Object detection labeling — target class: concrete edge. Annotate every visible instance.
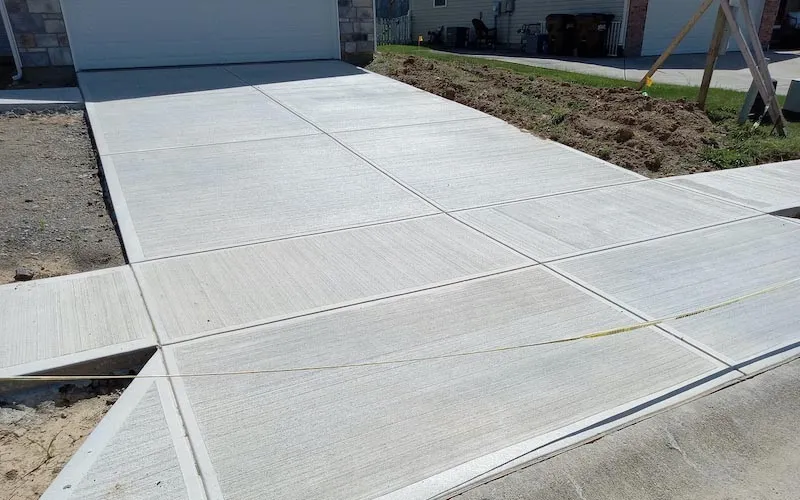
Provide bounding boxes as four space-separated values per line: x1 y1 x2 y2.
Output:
93 153 145 262
79 87 144 261
384 367 743 500
659 160 800 214
0 340 157 392
0 87 84 113
0 264 131 291
154 352 209 500
161 346 225 499
40 352 205 499
39 355 159 500
733 341 800 376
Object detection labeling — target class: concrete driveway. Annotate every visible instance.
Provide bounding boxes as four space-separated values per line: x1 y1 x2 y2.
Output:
4 60 797 499
444 49 800 95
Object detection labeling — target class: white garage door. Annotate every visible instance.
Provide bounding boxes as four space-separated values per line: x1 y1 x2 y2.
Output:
641 0 765 56
60 0 341 70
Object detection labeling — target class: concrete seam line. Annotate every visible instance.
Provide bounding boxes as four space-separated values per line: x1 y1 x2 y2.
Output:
3 276 798 382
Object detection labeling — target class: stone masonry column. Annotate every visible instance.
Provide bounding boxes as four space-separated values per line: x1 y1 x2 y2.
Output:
338 0 375 66
4 0 71 67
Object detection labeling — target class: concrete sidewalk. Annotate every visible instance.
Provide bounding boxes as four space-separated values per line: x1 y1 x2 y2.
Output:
442 49 800 95
0 87 83 112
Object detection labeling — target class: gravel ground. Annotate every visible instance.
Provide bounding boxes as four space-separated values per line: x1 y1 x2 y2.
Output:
0 383 127 500
0 111 124 283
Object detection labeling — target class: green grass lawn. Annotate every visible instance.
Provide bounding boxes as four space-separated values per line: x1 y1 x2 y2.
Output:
378 45 800 169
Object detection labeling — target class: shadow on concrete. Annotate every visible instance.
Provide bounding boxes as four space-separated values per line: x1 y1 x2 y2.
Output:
78 59 367 102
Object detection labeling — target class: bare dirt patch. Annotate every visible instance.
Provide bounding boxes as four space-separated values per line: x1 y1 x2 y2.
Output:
0 111 124 283
368 53 724 177
0 383 126 500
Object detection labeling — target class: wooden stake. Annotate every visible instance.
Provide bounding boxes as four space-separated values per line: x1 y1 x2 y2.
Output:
636 0 716 91
719 0 786 136
737 0 787 133
698 7 728 109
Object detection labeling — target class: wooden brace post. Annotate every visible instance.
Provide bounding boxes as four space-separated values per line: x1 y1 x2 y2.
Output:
636 0 716 91
698 7 728 109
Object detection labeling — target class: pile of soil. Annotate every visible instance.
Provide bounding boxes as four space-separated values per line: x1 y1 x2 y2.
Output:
0 111 124 283
0 383 126 500
367 53 723 177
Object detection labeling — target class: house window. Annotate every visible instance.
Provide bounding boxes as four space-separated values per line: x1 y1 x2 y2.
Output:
434 0 447 7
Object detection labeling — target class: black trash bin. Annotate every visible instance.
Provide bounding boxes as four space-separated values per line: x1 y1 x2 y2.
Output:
445 26 470 48
545 14 576 56
575 13 614 57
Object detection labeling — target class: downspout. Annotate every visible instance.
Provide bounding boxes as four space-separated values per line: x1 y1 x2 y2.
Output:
620 0 631 53
0 0 22 81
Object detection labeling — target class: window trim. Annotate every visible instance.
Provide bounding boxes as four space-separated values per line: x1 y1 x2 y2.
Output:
433 0 447 8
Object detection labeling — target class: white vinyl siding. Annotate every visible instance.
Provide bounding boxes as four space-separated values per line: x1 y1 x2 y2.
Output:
60 0 341 71
411 0 624 45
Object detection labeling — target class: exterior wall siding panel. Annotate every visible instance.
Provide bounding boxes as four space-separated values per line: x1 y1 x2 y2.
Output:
411 0 624 46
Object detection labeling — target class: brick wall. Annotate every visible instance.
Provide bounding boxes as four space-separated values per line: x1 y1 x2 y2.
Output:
624 0 650 57
759 0 781 47
339 0 376 66
4 0 71 67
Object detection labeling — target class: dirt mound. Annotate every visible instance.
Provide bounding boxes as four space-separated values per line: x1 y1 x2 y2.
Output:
369 54 723 177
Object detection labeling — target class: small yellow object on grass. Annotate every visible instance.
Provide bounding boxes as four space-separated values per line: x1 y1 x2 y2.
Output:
645 76 654 87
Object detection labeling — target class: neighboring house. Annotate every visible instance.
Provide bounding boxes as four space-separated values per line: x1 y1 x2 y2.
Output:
409 0 781 56
0 0 375 71
377 0 410 17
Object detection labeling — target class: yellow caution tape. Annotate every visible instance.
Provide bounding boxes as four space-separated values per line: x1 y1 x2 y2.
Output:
3 276 798 382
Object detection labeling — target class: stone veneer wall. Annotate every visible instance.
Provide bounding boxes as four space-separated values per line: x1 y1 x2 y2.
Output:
4 0 71 66
339 0 376 66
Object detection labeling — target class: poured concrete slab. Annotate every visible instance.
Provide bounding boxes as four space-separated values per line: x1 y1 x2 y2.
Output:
79 66 319 155
43 355 204 499
335 119 643 211
0 267 155 377
264 76 488 133
105 134 436 261
456 181 759 262
553 216 800 371
0 87 83 112
664 160 800 213
135 215 531 343
165 267 719 500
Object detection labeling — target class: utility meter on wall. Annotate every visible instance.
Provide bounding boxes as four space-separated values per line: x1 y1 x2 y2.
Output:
493 1 502 15
505 0 516 12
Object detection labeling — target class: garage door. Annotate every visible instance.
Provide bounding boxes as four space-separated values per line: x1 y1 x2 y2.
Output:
641 0 765 56
60 0 341 70
641 0 718 56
